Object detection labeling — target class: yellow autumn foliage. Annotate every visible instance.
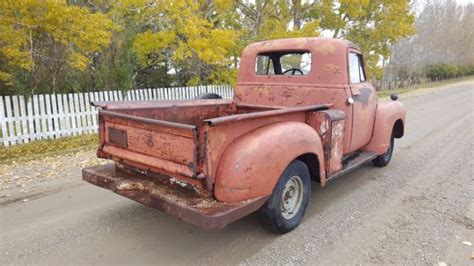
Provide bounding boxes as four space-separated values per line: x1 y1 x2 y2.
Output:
0 0 114 83
0 0 415 90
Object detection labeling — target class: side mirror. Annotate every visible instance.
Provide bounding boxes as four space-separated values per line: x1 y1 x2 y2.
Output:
390 93 399 101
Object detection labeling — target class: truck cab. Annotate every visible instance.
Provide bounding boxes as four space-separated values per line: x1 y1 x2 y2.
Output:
83 37 406 234
237 38 381 155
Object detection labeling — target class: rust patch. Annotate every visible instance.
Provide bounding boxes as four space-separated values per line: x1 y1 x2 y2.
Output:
116 180 149 192
315 43 336 56
145 132 154 148
324 64 342 74
82 164 269 230
256 87 271 95
307 110 345 176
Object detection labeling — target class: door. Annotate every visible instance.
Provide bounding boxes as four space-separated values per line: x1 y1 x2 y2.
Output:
348 51 377 152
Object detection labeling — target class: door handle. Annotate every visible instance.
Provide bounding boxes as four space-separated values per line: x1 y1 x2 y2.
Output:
347 97 354 105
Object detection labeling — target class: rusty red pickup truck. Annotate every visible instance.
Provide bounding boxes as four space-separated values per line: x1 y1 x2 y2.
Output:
83 37 405 234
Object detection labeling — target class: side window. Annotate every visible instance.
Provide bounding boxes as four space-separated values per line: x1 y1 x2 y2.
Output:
359 60 366 82
255 55 275 75
348 52 366 83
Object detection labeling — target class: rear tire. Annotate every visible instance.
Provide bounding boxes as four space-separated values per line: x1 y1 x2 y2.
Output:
372 134 394 167
259 160 311 234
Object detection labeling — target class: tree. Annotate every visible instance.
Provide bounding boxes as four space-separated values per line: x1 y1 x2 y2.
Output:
235 0 414 79
0 0 417 95
235 0 320 41
386 0 473 88
109 0 240 86
316 0 415 79
0 0 114 95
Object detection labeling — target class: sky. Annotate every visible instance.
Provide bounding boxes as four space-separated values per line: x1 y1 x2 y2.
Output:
413 0 473 15
452 0 474 4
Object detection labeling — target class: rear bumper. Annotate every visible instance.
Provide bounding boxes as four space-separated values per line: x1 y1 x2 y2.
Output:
82 164 268 229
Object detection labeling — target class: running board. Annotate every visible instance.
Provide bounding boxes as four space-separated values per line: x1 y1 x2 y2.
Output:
326 152 377 181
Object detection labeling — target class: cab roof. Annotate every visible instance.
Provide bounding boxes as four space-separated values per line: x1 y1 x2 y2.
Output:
243 37 359 53
237 37 361 85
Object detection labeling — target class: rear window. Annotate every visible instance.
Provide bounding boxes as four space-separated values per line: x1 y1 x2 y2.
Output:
255 51 311 76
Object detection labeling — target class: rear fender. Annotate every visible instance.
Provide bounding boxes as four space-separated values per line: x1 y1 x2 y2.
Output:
214 122 325 202
363 101 406 155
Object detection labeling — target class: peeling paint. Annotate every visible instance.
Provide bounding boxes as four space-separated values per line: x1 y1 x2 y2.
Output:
170 177 188 188
116 181 148 191
315 43 336 56
324 64 342 74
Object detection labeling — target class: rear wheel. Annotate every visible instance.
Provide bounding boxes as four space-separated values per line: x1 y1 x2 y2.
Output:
259 160 311 234
372 134 394 167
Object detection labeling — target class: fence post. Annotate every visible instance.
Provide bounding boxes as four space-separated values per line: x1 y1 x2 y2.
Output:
0 96 8 146
5 96 15 145
26 96 35 142
12 95 22 144
19 95 29 143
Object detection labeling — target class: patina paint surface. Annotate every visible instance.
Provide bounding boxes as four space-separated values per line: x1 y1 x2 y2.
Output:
307 110 345 178
234 38 357 154
82 164 269 229
347 48 378 151
214 121 325 202
363 101 406 155
84 37 406 229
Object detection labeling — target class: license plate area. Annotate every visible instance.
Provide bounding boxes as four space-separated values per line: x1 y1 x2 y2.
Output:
109 127 128 148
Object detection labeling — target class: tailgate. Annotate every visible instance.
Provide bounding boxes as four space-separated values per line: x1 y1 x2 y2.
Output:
98 110 198 177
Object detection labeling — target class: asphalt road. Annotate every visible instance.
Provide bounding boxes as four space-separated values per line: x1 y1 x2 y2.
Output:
1 81 473 265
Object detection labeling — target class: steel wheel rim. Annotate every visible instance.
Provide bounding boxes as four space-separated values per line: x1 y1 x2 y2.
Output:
280 175 304 220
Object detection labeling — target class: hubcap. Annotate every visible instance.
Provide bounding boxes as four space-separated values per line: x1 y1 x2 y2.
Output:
280 175 304 220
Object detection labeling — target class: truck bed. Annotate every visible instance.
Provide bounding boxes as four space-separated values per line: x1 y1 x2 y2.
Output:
94 99 330 192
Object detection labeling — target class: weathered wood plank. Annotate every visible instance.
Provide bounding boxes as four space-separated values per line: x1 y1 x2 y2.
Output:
84 93 92 133
18 96 29 143
26 97 35 142
67 94 77 136
45 94 54 139
56 94 65 136
11 96 23 143
50 94 59 139
4 96 15 145
0 97 8 146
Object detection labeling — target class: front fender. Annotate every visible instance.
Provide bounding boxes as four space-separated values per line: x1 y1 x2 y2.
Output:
363 101 406 155
215 122 325 202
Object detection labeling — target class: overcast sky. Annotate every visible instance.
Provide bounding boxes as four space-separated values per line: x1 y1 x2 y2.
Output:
412 0 472 15
453 0 474 4
418 0 474 7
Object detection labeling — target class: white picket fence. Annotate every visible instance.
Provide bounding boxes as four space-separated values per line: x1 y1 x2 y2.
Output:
0 85 233 146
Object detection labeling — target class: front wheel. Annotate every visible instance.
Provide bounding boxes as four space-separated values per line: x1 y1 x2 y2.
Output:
372 134 394 167
259 160 311 234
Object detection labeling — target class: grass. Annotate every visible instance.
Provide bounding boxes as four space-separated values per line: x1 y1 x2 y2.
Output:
0 133 98 164
377 76 474 98
1 76 472 164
